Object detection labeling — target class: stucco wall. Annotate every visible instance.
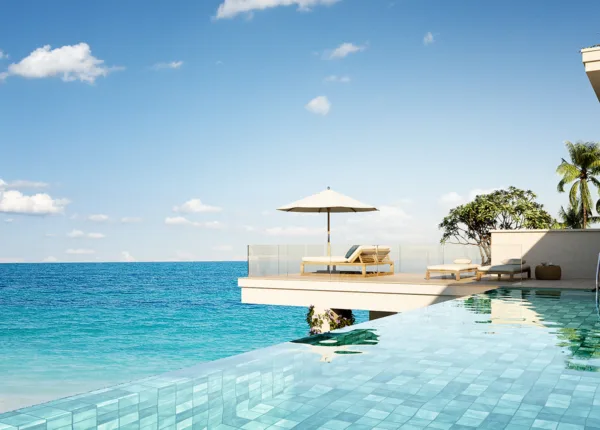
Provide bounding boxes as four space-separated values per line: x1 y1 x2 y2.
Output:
491 229 600 279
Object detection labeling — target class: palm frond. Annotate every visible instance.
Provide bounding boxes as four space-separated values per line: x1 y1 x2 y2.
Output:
580 181 593 212
565 141 577 163
569 181 580 206
588 215 600 225
590 176 600 190
556 161 580 179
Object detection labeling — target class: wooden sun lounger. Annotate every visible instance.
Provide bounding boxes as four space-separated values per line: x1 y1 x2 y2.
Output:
476 264 531 281
301 246 394 277
425 264 479 281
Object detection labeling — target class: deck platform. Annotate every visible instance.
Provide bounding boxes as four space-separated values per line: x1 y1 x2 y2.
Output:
239 273 594 313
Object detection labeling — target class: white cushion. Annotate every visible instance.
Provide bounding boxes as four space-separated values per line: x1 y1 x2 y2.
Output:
501 258 526 265
347 245 391 263
427 264 479 271
302 256 348 263
478 264 530 273
454 258 472 264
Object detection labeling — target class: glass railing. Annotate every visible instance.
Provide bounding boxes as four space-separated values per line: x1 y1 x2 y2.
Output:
247 244 524 280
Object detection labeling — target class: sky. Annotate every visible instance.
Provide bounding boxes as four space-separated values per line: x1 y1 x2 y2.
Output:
1 0 600 262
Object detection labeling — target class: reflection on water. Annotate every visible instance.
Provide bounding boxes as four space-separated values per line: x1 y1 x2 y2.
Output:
462 288 600 372
291 329 379 362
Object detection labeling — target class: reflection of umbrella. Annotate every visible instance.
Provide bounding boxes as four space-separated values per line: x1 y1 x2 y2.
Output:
277 187 377 255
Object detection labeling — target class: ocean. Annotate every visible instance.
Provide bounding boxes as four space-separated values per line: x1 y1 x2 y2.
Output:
0 262 366 412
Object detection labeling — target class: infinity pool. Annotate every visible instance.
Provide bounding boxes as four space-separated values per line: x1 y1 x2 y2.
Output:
1 288 599 429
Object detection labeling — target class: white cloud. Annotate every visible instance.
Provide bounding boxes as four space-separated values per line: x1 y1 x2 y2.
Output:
45 233 57 237
66 249 95 255
439 188 502 208
339 203 417 242
3 43 119 84
243 225 256 232
265 226 324 236
439 192 463 207
215 0 340 19
165 216 224 229
423 32 435 46
0 257 24 263
305 96 331 116
165 216 194 226
4 218 13 223
87 232 105 239
67 229 105 239
67 229 85 238
0 179 48 190
0 50 7 60
324 75 351 83
88 214 109 222
0 190 69 215
121 251 136 262
43 256 58 263
152 61 183 70
121 217 142 223
327 43 366 59
173 199 222 213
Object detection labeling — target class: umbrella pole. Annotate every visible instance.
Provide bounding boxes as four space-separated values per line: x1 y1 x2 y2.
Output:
327 209 331 257
327 209 332 274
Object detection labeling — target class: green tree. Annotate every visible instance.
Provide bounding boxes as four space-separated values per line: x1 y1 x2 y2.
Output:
556 141 600 229
556 198 600 229
439 187 554 265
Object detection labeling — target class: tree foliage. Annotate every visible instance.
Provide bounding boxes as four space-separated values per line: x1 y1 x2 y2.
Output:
556 198 600 229
556 141 600 229
439 187 554 265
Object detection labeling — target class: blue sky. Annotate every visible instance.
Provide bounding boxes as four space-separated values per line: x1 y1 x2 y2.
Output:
1 0 599 262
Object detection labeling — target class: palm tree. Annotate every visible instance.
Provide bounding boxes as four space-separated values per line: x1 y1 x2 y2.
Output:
556 141 600 229
557 199 600 229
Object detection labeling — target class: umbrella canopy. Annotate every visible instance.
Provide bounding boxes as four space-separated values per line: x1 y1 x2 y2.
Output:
277 188 377 255
278 188 377 213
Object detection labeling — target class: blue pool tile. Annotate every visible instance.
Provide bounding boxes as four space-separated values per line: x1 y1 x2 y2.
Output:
532 419 559 429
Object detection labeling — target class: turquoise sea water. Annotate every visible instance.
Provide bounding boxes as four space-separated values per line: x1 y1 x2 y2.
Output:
0 262 366 411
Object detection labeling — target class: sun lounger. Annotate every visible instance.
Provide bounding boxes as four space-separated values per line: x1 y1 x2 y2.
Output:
301 245 394 277
425 259 479 281
476 259 531 281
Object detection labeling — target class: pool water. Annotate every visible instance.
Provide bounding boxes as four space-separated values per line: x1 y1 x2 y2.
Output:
1 288 600 429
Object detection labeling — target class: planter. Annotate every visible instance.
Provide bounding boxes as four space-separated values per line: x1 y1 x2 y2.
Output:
535 265 561 280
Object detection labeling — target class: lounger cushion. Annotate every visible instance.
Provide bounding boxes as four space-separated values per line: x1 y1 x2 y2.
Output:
501 258 526 265
454 258 472 264
478 264 530 273
303 246 393 264
302 256 348 263
347 245 391 263
427 264 479 271
345 245 360 259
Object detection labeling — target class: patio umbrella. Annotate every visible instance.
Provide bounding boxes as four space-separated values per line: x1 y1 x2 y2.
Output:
277 187 378 255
